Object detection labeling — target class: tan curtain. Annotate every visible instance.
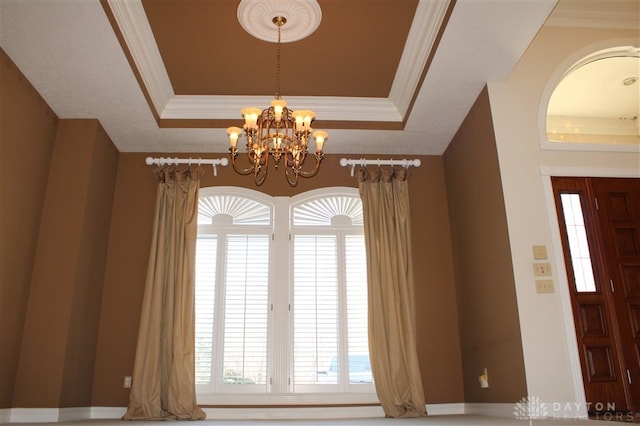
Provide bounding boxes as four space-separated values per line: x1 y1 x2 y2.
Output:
124 167 206 421
357 167 426 418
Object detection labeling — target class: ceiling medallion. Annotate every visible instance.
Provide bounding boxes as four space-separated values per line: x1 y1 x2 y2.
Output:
227 1 327 187
237 0 322 43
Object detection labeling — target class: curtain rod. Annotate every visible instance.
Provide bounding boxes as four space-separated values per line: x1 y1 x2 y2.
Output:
339 157 421 177
145 156 229 176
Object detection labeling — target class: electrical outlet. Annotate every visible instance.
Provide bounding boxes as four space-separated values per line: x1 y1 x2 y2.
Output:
536 279 555 294
479 368 489 388
533 262 552 276
124 376 132 388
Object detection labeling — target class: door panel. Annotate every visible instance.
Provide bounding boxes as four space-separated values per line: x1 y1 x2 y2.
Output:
591 178 640 413
584 345 615 382
578 302 607 336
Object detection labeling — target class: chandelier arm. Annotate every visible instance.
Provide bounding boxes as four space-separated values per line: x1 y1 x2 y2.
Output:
261 147 270 168
295 153 323 178
229 150 259 176
254 165 268 186
284 167 300 187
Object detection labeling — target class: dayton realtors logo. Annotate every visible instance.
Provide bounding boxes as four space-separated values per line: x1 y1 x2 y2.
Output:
514 396 548 425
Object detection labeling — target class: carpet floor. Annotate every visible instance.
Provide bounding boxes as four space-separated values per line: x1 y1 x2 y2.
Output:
5 415 638 426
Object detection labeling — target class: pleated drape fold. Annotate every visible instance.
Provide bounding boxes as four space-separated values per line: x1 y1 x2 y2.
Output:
357 167 427 418
124 167 206 421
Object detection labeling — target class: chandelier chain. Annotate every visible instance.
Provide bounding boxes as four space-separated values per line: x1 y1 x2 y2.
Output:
275 19 282 100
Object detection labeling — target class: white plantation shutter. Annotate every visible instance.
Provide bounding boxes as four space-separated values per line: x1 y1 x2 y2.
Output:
195 237 217 385
195 188 272 393
293 235 339 385
291 192 372 391
293 195 363 226
195 187 373 401
222 234 269 386
345 235 370 383
199 194 271 225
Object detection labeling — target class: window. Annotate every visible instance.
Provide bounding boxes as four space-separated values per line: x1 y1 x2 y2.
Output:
559 193 596 292
543 45 639 151
194 187 374 404
195 189 272 394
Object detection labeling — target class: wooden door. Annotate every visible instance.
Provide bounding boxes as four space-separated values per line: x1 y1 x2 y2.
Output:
591 178 640 413
552 177 639 416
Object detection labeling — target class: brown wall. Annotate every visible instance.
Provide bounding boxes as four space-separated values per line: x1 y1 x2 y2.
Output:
11 119 118 408
92 153 464 406
3 45 464 409
0 49 59 408
443 86 527 402
60 121 118 407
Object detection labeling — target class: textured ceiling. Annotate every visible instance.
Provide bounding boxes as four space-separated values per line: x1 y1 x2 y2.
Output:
0 0 637 155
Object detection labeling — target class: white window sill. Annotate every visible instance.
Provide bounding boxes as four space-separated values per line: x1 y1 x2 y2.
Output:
197 392 379 406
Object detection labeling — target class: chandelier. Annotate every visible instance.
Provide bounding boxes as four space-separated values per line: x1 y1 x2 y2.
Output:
226 15 328 187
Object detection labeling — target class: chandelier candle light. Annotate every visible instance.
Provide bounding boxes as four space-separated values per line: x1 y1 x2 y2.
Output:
227 15 327 187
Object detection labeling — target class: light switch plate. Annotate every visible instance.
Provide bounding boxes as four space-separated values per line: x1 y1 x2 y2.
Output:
533 245 548 259
536 279 555 294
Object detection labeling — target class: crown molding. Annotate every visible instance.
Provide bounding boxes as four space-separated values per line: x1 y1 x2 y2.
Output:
163 95 402 122
107 0 174 113
105 0 448 126
388 0 450 118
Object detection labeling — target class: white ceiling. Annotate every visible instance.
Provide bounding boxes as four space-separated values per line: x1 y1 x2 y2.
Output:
0 0 636 155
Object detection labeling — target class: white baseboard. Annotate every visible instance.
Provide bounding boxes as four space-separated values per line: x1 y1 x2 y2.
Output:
90 406 126 419
5 408 59 423
0 408 11 424
1 403 467 423
463 402 588 421
427 403 466 415
203 405 385 420
7 403 588 423
545 401 588 420
2 407 120 423
58 407 92 423
204 403 469 420
464 403 515 417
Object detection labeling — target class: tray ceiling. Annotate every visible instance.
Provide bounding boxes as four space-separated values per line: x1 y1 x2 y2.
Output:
5 0 632 155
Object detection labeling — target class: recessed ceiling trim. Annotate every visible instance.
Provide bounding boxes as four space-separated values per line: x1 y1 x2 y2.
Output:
388 0 450 118
162 96 402 122
107 0 174 113
106 0 447 127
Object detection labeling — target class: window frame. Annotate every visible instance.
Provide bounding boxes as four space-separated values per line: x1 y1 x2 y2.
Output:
538 42 640 153
195 186 378 405
196 187 275 397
